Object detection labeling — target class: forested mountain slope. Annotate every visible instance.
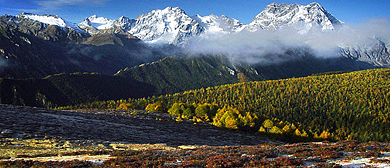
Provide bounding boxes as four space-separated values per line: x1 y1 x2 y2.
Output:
0 73 153 107
0 15 164 79
116 53 374 95
74 68 390 142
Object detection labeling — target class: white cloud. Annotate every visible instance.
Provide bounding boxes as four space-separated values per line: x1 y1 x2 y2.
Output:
184 18 390 65
35 0 110 10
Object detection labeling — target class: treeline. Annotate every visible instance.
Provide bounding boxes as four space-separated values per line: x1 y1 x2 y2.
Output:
59 68 390 142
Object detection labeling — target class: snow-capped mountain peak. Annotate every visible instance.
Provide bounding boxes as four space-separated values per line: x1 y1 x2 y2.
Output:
308 2 321 7
129 6 204 45
17 13 79 30
247 2 343 32
78 15 135 34
193 14 245 34
113 16 135 31
78 15 114 30
163 6 185 14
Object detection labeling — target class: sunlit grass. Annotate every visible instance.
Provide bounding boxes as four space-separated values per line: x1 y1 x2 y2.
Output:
0 138 101 159
0 138 178 160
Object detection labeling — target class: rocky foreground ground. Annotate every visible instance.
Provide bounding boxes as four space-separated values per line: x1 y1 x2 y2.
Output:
0 104 267 146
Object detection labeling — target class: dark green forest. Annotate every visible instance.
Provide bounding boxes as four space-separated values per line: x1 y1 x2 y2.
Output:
0 73 153 107
115 54 373 96
62 68 390 142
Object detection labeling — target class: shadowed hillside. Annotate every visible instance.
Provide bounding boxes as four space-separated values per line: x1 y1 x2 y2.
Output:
0 73 154 107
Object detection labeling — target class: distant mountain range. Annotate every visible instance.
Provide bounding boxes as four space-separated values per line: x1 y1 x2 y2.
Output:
14 2 343 45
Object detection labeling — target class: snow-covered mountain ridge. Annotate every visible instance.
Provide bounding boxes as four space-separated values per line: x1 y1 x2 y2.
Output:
17 13 81 31
14 2 343 45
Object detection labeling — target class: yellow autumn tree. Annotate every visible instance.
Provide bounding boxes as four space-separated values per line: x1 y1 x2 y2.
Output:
319 130 331 139
212 106 243 129
259 126 267 133
301 130 309 137
241 112 259 128
167 103 184 117
262 119 274 132
195 103 218 122
269 126 283 134
282 124 294 134
294 129 302 136
117 102 131 110
145 102 165 112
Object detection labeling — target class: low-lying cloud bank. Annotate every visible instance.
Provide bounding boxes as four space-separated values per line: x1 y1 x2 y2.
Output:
184 18 390 64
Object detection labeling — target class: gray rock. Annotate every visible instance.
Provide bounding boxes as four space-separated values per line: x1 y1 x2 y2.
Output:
1 129 13 134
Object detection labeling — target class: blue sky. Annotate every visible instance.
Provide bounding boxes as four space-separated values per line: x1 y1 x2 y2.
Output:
1 0 390 24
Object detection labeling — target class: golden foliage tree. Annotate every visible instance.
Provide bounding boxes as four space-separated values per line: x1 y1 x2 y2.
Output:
213 106 244 129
